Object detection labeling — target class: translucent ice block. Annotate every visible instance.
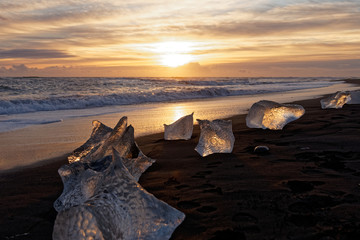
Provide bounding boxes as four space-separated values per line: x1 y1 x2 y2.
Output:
53 150 185 240
83 116 138 161
164 112 194 140
320 91 351 109
246 100 305 130
68 120 112 163
195 119 235 157
68 116 155 181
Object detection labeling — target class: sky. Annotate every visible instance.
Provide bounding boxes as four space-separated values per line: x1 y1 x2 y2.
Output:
0 0 359 77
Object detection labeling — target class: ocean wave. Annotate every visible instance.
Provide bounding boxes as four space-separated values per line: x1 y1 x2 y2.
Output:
0 85 19 92
0 82 332 115
177 77 323 87
0 88 235 114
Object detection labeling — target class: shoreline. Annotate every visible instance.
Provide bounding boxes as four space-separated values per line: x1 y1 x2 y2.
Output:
1 79 359 172
1 90 360 239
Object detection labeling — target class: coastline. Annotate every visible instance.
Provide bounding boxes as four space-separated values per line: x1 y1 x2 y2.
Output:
1 82 360 238
1 79 359 172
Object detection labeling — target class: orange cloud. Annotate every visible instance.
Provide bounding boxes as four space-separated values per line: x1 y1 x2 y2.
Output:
0 0 359 77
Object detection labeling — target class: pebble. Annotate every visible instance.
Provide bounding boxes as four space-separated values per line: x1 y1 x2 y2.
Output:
254 145 270 153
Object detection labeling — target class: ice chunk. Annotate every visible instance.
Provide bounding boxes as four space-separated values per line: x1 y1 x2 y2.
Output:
68 120 112 163
83 117 138 161
164 112 194 140
53 150 185 240
54 156 112 212
348 90 360 104
68 116 155 181
195 119 235 157
121 149 155 181
246 100 305 130
320 91 351 109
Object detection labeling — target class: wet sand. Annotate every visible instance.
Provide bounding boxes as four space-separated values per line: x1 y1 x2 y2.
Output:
1 90 360 239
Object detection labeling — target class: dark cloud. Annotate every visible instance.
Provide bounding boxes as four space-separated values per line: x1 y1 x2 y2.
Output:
11 64 30 71
8 2 122 25
0 49 76 59
267 59 360 69
0 2 23 11
0 64 36 74
211 58 360 72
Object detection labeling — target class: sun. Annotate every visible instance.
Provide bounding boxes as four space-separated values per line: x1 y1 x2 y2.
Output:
160 54 194 67
147 41 197 67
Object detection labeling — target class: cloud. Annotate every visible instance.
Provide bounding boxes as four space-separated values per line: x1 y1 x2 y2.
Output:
0 64 36 75
1 58 359 77
11 64 30 71
266 59 360 70
0 0 359 76
0 1 129 27
3 1 359 39
174 3 360 38
208 58 360 77
0 49 75 59
197 3 358 39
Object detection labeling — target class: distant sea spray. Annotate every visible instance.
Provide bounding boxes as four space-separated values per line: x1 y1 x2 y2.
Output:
0 77 337 115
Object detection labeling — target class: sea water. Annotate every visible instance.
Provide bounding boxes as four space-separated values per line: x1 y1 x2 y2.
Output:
0 77 339 133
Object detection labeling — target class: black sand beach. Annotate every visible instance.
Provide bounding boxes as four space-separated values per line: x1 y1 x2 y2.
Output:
1 92 360 239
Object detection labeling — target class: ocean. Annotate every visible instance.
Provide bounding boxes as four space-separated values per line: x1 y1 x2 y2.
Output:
0 77 341 133
0 77 338 115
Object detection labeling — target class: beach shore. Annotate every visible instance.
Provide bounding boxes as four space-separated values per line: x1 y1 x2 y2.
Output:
1 79 359 172
1 84 360 239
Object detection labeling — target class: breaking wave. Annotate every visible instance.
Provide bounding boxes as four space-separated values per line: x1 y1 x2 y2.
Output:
0 77 338 115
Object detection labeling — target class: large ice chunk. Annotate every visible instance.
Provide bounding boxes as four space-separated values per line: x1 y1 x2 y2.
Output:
67 116 155 181
195 119 235 157
320 91 351 109
54 158 108 212
246 100 305 130
164 112 194 140
53 150 185 240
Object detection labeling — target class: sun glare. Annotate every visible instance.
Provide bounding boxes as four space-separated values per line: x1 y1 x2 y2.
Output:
160 54 194 67
146 41 197 67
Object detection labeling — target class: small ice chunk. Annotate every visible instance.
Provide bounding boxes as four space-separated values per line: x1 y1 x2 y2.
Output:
195 119 235 157
164 112 194 140
320 91 351 109
348 90 360 104
246 100 305 130
53 150 185 240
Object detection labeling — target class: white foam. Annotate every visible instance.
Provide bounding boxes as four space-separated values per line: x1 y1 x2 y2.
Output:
0 77 338 115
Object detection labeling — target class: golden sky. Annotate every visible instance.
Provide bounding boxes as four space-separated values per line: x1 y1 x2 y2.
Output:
0 0 359 77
